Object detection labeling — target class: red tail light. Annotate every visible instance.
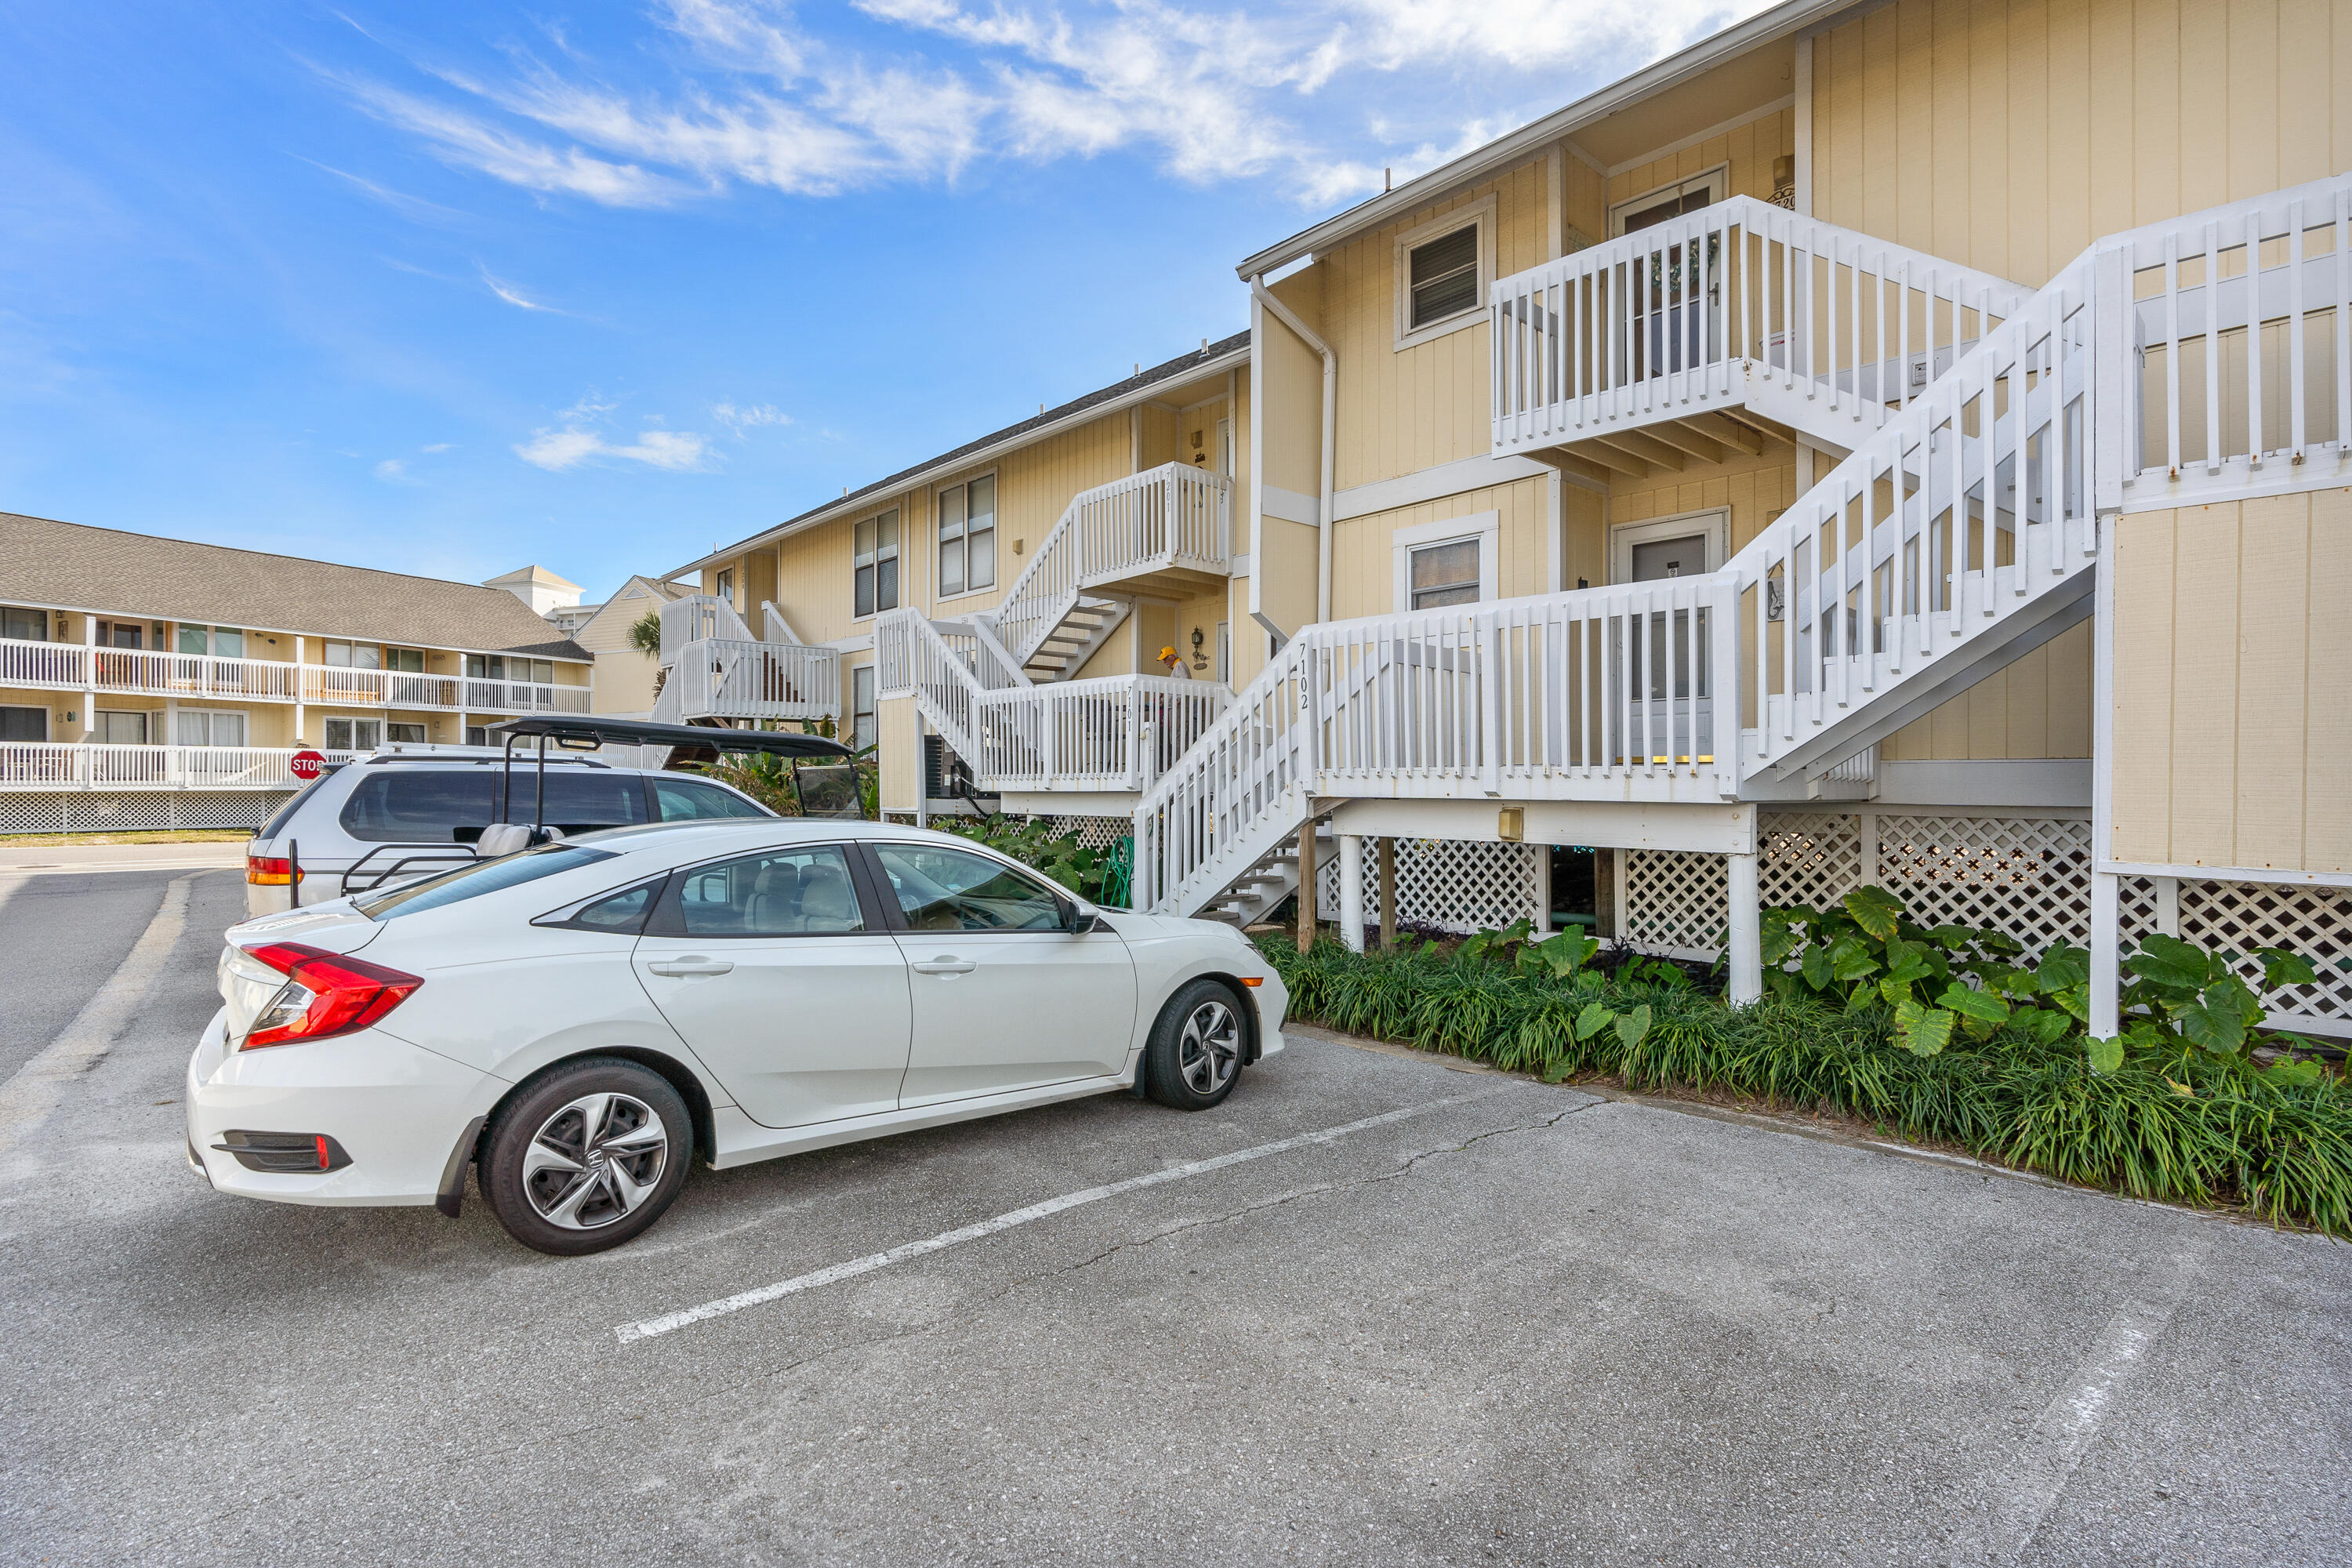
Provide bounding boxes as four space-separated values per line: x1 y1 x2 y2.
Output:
240 942 422 1050
246 855 303 887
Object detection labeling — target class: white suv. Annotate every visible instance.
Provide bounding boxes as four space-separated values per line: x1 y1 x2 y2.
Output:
245 751 771 917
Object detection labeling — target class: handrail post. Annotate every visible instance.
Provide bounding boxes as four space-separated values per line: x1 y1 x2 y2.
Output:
1479 613 1502 797
1712 574 1740 795
2091 247 2128 514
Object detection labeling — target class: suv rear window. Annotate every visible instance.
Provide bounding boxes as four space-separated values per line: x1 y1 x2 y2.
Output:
339 768 650 843
653 777 770 821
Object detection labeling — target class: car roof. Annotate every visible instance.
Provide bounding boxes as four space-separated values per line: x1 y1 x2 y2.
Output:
573 818 1004 855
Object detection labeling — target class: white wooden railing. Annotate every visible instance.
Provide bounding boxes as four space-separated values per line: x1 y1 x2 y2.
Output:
874 610 1029 768
2107 172 2352 505
1490 197 2031 456
659 593 757 662
989 463 1232 663
0 744 359 791
1731 247 2099 776
0 637 587 714
671 638 840 721
975 676 1230 793
1134 581 1737 916
1 639 303 702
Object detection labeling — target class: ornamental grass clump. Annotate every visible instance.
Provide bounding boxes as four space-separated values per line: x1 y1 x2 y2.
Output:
1259 895 2352 1236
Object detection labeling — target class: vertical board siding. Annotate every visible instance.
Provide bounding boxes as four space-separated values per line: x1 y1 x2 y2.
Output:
2111 490 2350 873
1606 450 1799 555
1329 476 1550 620
1815 0 2352 288
1606 109 1796 216
1878 620 2095 759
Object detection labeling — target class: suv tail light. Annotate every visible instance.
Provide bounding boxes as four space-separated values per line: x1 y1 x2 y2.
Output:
238 942 422 1051
247 854 303 887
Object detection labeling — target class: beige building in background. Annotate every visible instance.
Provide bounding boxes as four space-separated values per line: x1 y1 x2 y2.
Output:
0 511 594 832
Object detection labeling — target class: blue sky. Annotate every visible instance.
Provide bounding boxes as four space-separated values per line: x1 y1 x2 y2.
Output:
0 1 1764 603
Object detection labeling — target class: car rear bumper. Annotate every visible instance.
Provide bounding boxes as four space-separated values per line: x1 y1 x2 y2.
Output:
186 1007 497 1207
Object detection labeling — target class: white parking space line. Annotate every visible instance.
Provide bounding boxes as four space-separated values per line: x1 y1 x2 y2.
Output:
1954 1231 2214 1563
617 1090 1505 1345
0 872 199 1162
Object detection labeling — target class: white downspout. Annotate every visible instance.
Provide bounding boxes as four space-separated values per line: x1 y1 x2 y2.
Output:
1248 274 1337 626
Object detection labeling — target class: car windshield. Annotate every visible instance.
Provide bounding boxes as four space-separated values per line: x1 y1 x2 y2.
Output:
353 844 618 921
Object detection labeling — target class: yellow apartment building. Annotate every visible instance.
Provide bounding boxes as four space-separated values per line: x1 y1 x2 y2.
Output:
0 511 594 831
641 0 2350 1039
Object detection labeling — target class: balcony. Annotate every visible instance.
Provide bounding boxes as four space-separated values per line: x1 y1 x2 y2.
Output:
972 675 1230 794
0 637 588 714
669 639 841 723
1489 197 2029 477
0 743 359 791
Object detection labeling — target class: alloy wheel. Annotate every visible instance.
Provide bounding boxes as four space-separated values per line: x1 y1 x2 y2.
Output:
1178 999 1240 1095
521 1091 670 1230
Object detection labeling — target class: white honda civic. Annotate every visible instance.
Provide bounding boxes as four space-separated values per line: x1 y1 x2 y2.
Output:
187 820 1287 1255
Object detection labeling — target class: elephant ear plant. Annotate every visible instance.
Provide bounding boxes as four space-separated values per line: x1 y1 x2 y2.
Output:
2105 934 2325 1079
1758 885 2085 1058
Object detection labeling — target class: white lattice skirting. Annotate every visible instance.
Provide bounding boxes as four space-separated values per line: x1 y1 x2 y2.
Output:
2120 877 2352 1036
0 791 288 835
1316 837 1546 936
1632 812 2094 960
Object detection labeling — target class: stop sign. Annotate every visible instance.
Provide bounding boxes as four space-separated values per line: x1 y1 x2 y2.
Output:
289 750 328 782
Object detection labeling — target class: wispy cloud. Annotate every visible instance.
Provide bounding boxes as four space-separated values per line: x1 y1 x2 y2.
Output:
373 457 407 480
515 395 712 471
713 400 790 434
478 266 561 311
333 0 1776 211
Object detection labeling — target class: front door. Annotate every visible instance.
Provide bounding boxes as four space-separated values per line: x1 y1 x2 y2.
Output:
865 842 1135 1107
1610 513 1725 764
631 843 912 1129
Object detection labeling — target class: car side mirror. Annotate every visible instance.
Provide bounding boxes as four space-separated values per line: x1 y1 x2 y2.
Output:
1064 898 1104 935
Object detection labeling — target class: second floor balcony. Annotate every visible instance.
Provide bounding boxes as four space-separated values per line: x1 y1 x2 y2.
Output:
668 638 842 724
1488 196 2030 474
0 637 589 715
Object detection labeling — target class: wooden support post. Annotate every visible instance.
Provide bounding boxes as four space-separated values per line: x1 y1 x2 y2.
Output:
1295 815 1319 953
1338 833 1365 953
1595 848 1618 938
1377 837 1397 949
1726 850 1761 1004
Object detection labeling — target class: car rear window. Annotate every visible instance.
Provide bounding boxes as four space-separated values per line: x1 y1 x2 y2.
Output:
338 769 650 843
354 844 619 921
258 772 336 840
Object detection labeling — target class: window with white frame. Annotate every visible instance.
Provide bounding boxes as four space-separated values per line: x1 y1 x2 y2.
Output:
325 717 383 751
851 665 877 752
1 705 48 742
464 654 554 683
385 647 424 673
936 476 996 597
1610 167 1728 237
714 567 735 604
93 710 149 744
854 510 900 618
1392 197 1494 350
322 639 382 670
0 605 45 642
175 625 246 657
387 722 427 744
1390 512 1499 612
173 709 248 746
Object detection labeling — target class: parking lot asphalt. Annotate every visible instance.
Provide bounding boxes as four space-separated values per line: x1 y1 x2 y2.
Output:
2 866 2348 1566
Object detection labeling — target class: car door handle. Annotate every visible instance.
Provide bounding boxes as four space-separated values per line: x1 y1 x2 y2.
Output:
911 956 976 975
648 958 735 977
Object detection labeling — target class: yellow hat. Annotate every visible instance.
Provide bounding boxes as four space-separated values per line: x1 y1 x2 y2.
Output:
1159 646 1181 661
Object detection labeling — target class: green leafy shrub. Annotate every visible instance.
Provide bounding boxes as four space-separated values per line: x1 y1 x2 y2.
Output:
1260 919 2352 1235
937 813 1116 902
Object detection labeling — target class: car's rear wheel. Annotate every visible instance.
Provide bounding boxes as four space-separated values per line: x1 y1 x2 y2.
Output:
481 1058 692 1256
1142 979 1247 1111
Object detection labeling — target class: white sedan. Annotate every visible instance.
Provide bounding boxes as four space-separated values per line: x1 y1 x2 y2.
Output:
187 820 1287 1255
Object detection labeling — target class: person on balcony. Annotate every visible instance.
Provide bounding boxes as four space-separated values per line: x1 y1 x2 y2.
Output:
1156 646 1192 681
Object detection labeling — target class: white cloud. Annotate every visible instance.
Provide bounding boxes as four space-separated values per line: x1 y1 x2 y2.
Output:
713 401 791 434
514 400 713 471
423 441 455 452
339 0 1779 211
478 267 561 311
373 458 407 480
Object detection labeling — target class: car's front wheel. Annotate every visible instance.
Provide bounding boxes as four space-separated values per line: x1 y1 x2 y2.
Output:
1141 979 1247 1111
480 1058 692 1256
